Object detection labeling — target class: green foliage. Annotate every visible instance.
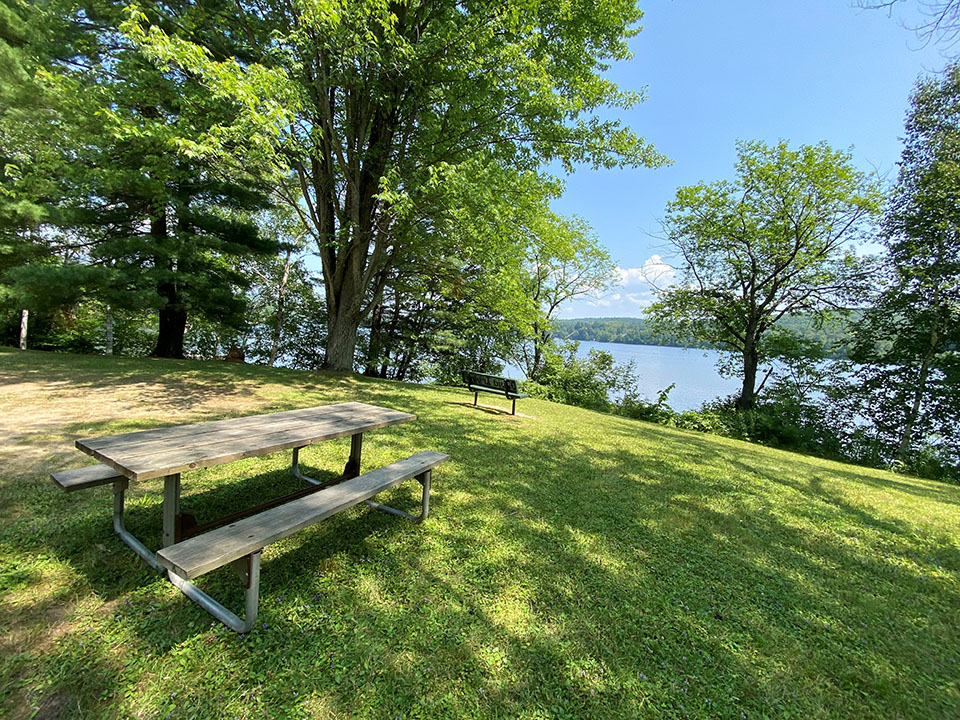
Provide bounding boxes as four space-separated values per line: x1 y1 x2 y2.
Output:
1 0 279 358
522 340 638 411
617 383 677 424
836 63 960 476
124 0 667 368
555 317 696 347
648 140 881 410
554 314 856 356
517 214 618 380
0 301 159 355
616 379 844 459
0 303 98 353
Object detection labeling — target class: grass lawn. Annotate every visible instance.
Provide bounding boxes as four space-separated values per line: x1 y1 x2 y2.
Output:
1 348 959 719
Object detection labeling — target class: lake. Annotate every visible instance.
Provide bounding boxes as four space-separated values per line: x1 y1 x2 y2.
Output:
507 341 741 412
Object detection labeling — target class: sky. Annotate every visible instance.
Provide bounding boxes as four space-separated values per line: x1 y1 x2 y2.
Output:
555 0 949 318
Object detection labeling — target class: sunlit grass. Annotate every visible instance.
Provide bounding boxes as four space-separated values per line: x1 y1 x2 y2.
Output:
1 348 958 719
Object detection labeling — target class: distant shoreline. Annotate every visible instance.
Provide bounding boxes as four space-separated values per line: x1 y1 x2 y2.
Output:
554 316 851 358
562 336 703 350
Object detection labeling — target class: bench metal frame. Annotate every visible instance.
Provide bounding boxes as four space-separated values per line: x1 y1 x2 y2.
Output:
107 440 431 633
470 387 523 415
462 371 527 415
364 470 431 523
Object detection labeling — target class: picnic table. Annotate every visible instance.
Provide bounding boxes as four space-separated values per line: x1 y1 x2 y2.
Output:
53 401 448 632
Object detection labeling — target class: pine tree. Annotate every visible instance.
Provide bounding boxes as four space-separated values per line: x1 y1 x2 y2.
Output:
846 64 960 474
3 0 278 357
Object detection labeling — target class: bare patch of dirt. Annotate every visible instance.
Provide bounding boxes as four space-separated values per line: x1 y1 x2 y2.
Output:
0 373 286 480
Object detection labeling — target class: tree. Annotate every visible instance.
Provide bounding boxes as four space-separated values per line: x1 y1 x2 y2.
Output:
125 0 666 370
3 0 278 358
238 209 326 368
843 64 960 473
0 0 78 349
517 214 617 380
648 140 881 410
358 166 548 382
858 1 960 52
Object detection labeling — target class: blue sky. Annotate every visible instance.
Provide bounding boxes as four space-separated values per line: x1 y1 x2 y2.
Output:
557 0 948 318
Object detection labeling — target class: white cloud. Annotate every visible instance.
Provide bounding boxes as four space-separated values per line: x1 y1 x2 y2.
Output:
640 254 676 287
558 255 676 318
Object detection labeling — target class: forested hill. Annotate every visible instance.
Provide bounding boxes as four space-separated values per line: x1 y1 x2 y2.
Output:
554 315 855 356
553 317 695 348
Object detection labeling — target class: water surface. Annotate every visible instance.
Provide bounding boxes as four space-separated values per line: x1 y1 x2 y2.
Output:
507 341 740 412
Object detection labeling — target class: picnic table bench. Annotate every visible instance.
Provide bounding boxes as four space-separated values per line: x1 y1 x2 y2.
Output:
51 402 448 633
461 370 528 415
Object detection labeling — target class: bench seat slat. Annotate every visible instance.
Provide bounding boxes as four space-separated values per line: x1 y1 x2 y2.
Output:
51 464 126 492
156 451 449 581
467 385 529 400
467 384 506 394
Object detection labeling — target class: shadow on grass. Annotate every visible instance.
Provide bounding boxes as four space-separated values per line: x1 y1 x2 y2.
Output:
444 400 523 418
5 360 960 718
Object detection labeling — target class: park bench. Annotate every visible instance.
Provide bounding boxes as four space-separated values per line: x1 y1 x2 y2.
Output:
461 370 528 415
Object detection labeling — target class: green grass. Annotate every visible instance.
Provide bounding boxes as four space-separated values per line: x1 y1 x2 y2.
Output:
1 348 959 719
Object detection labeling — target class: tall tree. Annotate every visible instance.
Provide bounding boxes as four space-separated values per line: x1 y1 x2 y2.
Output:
4 0 278 358
844 64 960 470
647 140 881 410
518 214 617 380
359 165 550 381
0 0 73 347
126 0 666 370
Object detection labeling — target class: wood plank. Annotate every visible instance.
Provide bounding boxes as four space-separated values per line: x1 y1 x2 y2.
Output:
156 451 450 580
80 403 369 452
50 464 125 492
113 411 412 481
107 404 407 464
76 403 415 480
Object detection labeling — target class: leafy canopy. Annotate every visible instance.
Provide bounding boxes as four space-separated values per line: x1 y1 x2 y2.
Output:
648 140 881 409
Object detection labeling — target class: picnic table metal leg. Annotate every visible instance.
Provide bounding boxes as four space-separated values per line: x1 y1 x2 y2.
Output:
343 433 363 478
292 433 362 486
162 473 181 547
362 469 431 523
168 551 262 634
112 472 261 633
291 446 321 486
112 479 166 574
512 398 516 415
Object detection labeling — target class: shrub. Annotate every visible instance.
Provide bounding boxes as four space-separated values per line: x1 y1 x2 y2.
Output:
522 341 638 412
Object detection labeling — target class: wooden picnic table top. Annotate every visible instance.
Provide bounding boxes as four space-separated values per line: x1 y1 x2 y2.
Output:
76 402 416 482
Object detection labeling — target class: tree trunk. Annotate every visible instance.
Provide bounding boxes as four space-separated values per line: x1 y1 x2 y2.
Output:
363 301 384 376
736 342 759 411
322 244 367 371
154 300 187 359
268 308 282 367
324 306 361 371
19 309 28 350
104 305 114 356
149 211 187 359
268 250 292 367
897 326 938 464
530 326 545 381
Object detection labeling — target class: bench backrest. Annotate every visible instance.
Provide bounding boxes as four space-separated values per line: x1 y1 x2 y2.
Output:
461 371 519 395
